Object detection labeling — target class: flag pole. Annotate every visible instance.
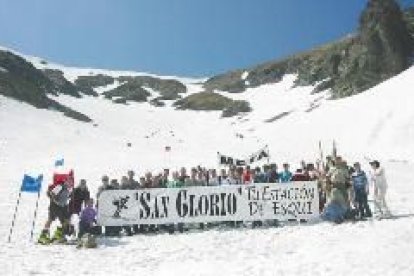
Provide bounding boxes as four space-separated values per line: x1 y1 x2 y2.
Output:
8 189 22 243
29 188 42 242
266 145 270 165
319 141 325 170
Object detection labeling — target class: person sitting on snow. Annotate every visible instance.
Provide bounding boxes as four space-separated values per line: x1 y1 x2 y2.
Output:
38 180 72 244
78 198 97 239
321 188 348 224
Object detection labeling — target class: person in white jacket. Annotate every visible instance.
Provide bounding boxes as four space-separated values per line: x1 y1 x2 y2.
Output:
369 160 391 217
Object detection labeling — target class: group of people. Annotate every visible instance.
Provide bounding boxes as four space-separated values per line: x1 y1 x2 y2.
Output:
321 157 391 223
38 179 95 245
96 161 319 194
37 155 391 244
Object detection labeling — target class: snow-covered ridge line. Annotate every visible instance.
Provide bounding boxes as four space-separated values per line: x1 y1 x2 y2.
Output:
0 45 207 85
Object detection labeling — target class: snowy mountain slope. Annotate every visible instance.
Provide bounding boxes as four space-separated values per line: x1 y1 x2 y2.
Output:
1 63 414 197
1 52 414 275
0 45 205 85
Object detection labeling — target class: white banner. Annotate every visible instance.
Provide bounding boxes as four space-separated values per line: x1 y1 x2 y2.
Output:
218 145 270 166
97 182 319 226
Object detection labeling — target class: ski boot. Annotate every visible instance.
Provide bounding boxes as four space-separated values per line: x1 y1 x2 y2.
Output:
51 227 66 244
38 229 51 245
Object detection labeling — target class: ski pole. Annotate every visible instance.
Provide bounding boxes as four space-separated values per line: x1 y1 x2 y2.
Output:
8 190 22 243
30 188 42 242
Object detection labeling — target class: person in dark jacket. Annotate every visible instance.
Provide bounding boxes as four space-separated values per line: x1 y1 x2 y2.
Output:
69 179 90 216
267 163 279 183
127 170 139 189
292 169 310 182
38 180 72 244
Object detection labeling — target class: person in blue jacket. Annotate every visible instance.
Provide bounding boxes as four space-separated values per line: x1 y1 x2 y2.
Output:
279 163 293 183
351 162 372 218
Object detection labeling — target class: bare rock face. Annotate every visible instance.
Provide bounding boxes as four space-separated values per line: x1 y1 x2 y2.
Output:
204 1 414 99
43 69 82 98
174 91 251 117
0 50 92 122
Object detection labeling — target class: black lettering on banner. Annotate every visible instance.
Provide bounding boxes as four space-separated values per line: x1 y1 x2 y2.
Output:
140 192 151 219
272 202 280 215
152 196 161 219
189 194 196 217
176 190 188 218
102 183 316 224
236 159 246 166
227 193 237 215
210 194 220 216
247 186 254 201
307 201 313 214
198 195 209 216
220 193 227 216
176 190 240 218
271 201 315 217
249 201 263 216
161 196 169 218
262 186 271 201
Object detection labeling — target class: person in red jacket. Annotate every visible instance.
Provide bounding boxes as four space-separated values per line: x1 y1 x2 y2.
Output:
243 166 252 184
292 169 311 182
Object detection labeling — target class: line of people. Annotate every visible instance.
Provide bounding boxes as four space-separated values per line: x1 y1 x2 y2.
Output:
38 157 391 244
96 162 319 196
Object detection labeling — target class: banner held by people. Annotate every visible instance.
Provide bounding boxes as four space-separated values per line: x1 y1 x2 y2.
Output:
218 145 270 166
97 181 319 226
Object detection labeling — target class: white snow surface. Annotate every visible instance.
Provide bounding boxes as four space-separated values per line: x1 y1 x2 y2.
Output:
1 50 414 275
241 71 249 80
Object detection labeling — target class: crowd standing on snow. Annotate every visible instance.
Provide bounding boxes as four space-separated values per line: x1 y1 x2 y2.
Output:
37 156 391 245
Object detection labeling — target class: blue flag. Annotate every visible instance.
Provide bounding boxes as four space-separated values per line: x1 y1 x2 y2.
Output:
55 158 64 167
21 174 43 193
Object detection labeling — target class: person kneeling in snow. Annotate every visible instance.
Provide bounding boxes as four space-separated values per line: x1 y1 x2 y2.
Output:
321 188 349 224
78 198 97 239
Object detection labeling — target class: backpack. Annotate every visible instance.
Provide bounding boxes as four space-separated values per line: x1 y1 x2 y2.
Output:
329 167 348 184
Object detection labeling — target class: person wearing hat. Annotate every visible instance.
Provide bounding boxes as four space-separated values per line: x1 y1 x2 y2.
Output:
369 160 391 218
